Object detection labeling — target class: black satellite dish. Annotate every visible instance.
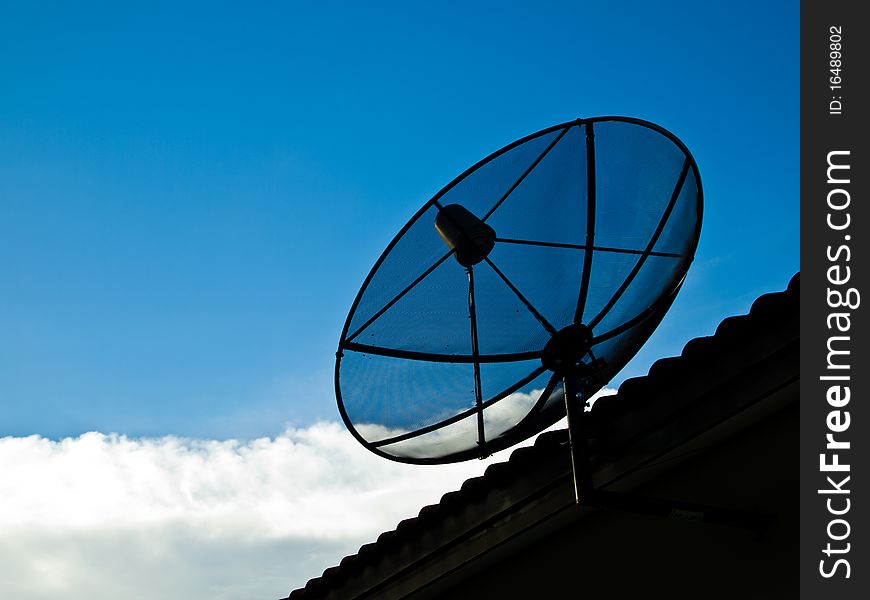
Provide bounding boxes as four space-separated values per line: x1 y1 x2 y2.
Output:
334 117 772 531
337 116 701 469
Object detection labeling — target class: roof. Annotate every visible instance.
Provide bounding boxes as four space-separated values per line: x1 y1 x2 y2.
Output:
284 273 800 599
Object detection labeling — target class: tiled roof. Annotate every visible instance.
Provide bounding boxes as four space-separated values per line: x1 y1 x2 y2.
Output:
285 273 800 599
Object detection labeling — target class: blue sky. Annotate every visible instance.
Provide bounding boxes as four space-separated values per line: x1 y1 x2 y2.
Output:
0 1 798 441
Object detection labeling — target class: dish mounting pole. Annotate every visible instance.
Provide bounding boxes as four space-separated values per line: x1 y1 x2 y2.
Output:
562 368 772 535
563 373 593 504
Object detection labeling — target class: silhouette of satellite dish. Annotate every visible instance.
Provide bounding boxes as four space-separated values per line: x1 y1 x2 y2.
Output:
336 117 702 470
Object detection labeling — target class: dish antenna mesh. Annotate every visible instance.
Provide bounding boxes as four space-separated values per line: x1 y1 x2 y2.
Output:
336 117 701 465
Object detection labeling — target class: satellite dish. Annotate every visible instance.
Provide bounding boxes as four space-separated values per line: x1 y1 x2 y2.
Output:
335 117 702 468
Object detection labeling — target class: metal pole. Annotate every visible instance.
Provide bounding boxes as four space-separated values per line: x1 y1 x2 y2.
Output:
563 373 772 533
563 373 593 504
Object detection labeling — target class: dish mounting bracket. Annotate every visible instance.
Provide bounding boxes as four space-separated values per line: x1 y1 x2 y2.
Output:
562 374 773 536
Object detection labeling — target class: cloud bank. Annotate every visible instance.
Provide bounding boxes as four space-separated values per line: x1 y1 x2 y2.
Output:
358 385 561 459
1 389 614 600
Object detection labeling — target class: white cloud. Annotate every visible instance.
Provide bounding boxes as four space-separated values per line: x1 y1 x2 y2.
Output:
358 386 558 459
357 385 615 459
0 388 615 600
0 423 501 599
